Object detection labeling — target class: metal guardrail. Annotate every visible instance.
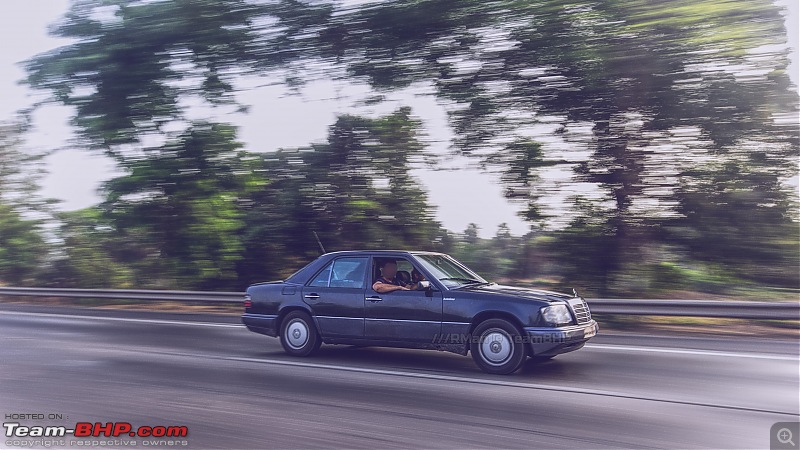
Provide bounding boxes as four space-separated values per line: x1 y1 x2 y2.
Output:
0 287 798 320
587 299 799 320
0 287 242 303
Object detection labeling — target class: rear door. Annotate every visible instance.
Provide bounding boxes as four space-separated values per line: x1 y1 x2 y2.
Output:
301 256 368 339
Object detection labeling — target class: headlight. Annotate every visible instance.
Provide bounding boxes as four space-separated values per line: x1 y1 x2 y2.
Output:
540 304 573 326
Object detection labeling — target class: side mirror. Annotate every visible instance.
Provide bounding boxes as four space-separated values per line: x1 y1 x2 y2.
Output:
418 280 431 291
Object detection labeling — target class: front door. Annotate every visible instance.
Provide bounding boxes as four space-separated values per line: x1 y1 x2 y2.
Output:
364 257 442 343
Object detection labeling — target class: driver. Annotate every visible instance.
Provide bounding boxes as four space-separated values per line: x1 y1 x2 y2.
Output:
373 259 421 293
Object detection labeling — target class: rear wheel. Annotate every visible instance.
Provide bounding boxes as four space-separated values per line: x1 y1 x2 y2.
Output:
470 318 526 375
280 311 321 356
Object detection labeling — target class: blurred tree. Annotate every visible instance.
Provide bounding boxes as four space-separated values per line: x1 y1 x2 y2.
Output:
0 204 48 286
25 0 270 158
25 0 271 289
238 108 447 284
549 197 620 295
0 122 50 285
47 208 139 288
21 0 799 294
463 223 480 245
100 122 262 289
495 223 512 250
266 0 799 292
452 223 483 274
448 223 531 281
670 160 800 288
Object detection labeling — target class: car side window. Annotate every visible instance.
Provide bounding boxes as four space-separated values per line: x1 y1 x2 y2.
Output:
308 262 333 287
372 257 421 286
329 257 368 289
308 257 367 288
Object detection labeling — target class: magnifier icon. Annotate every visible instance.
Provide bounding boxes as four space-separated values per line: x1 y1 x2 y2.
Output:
778 428 795 446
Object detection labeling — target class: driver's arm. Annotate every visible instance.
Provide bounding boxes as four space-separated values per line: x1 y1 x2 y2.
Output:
372 281 409 293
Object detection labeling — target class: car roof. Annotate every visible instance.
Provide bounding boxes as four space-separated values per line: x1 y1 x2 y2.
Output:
281 250 451 285
322 250 445 257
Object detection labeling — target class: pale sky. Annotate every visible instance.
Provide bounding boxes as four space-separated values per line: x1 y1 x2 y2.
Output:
0 0 797 238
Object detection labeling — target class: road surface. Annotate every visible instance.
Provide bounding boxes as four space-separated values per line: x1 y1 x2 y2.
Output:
0 304 797 449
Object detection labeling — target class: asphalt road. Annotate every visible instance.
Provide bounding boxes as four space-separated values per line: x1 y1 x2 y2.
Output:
0 304 797 449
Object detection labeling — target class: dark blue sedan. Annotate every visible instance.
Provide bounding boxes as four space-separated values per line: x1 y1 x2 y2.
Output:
242 250 598 374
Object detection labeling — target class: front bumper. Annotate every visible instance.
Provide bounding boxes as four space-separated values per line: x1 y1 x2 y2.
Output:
523 320 598 357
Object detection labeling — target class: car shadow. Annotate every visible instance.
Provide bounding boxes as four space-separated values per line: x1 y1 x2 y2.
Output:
255 344 591 379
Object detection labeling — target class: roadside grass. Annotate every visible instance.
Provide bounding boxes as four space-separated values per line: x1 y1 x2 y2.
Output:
595 314 798 338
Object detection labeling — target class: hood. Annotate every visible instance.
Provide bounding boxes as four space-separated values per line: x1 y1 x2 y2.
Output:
458 283 573 302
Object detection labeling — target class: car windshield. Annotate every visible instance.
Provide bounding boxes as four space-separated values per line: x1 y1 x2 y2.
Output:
413 254 489 289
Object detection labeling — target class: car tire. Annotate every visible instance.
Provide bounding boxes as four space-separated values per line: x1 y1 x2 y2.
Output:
470 318 526 375
280 311 321 356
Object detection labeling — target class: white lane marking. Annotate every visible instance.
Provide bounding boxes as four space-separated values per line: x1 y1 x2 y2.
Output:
585 343 799 361
156 350 798 417
0 310 243 328
1 309 797 416
1 310 796 360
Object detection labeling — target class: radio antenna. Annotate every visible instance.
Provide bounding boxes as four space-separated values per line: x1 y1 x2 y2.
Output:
313 231 326 254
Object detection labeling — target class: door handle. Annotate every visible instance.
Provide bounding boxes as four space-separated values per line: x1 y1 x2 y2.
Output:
304 293 320 299
365 296 382 302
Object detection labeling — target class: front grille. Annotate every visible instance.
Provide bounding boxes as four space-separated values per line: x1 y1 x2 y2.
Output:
568 298 592 324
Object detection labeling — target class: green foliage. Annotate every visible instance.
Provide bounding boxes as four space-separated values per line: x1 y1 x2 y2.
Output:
0 123 50 285
99 122 261 289
648 261 740 294
670 159 800 287
25 0 270 157
11 0 798 296
48 208 137 288
266 0 799 292
0 204 47 285
238 108 448 285
448 223 526 281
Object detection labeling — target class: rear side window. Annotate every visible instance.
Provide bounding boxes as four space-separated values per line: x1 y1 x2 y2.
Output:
308 262 332 287
308 257 368 289
330 257 367 288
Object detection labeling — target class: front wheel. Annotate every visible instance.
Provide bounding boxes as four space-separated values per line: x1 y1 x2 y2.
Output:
470 319 526 375
280 311 321 356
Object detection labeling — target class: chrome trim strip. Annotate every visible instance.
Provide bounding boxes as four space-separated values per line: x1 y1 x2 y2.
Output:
315 316 363 321
310 316 466 329
242 313 278 319
313 316 466 325
523 321 597 333
365 318 440 324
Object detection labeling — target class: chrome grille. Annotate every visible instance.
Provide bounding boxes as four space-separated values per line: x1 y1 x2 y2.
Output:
568 298 592 324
